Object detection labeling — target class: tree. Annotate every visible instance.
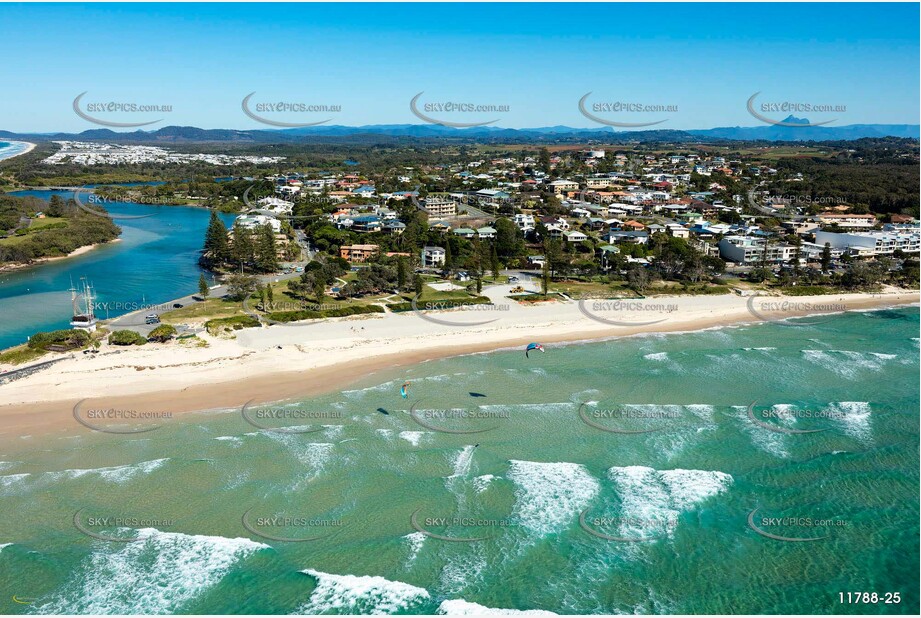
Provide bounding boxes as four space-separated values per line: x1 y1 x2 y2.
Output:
541 259 550 296
255 224 278 273
397 257 407 291
789 235 802 281
313 276 326 303
490 244 500 279
820 243 832 273
203 210 229 265
198 274 210 300
226 273 258 300
539 147 552 173
627 266 650 294
444 241 453 268
47 195 67 217
494 217 524 260
413 274 424 296
231 224 254 269
842 260 884 290
148 324 177 342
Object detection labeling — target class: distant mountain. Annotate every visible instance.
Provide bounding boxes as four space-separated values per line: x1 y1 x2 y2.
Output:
689 118 919 141
1 122 917 144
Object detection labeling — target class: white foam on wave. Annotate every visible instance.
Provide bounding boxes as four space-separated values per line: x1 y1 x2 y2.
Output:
826 401 873 443
0 473 29 491
643 352 669 361
439 549 487 597
607 466 732 539
402 532 425 567
0 543 12 552
507 460 599 535
733 405 789 458
265 434 334 479
802 349 893 378
473 474 495 493
45 458 168 484
399 431 426 446
296 569 430 614
742 346 776 351
35 529 267 614
214 436 242 445
449 445 476 480
437 599 557 615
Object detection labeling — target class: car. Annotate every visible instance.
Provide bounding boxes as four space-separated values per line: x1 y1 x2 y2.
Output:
172 303 183 309
145 314 160 325
509 276 519 282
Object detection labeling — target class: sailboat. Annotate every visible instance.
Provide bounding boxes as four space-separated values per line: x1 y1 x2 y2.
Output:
69 277 97 332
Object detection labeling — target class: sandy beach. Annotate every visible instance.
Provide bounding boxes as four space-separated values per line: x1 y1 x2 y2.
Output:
0 140 36 161
0 284 916 438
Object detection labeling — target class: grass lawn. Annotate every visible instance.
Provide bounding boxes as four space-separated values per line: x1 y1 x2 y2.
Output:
160 298 246 323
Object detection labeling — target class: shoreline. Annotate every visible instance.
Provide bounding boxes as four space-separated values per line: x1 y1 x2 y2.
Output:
0 140 36 162
0 238 121 274
0 289 916 439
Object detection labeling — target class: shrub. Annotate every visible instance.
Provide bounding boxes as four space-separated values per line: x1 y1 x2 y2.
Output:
109 330 147 346
266 304 384 322
388 296 492 313
27 329 91 350
205 315 260 335
147 324 177 342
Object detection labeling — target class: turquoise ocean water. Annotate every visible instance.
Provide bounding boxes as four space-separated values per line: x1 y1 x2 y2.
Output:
0 190 236 350
0 307 918 614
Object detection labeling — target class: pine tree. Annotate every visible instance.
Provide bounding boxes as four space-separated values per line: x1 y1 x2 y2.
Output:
198 274 210 299
397 257 407 290
231 224 254 271
255 224 278 273
204 211 230 265
821 243 832 273
490 244 500 279
444 241 453 267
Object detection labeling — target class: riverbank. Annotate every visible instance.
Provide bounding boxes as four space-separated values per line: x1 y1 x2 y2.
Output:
0 288 916 438
0 238 121 274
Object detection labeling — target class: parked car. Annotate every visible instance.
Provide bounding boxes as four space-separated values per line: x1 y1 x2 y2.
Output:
172 303 183 309
145 314 160 325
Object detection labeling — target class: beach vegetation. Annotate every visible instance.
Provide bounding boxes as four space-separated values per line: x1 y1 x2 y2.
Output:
108 330 148 346
147 324 178 342
27 328 91 351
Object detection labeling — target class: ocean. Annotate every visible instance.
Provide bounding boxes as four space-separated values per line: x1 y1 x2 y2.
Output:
0 307 918 614
0 190 236 349
0 141 30 162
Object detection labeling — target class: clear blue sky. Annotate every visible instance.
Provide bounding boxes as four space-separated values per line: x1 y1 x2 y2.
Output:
0 2 917 132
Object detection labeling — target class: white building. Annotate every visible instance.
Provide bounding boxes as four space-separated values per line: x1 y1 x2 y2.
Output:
718 236 797 264
814 230 920 256
513 213 535 231
234 213 281 233
423 196 457 218
421 246 446 268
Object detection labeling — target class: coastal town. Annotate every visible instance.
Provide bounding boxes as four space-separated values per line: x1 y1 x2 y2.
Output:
0 3 918 616
1 138 919 362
